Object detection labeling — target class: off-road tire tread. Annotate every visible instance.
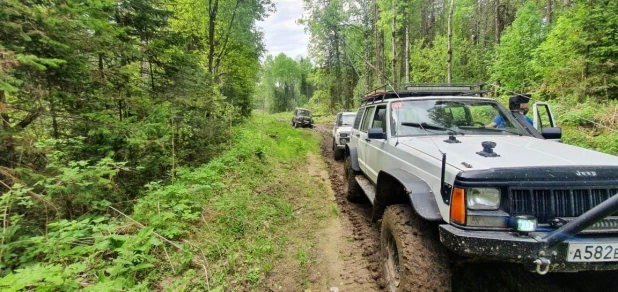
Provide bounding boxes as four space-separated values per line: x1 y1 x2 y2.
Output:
333 145 344 161
381 204 452 292
344 155 363 201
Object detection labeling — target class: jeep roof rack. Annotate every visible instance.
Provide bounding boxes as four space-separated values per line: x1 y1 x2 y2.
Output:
360 83 488 104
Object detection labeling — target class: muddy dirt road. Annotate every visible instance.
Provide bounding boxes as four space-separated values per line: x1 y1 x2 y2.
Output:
313 125 385 291
311 123 618 292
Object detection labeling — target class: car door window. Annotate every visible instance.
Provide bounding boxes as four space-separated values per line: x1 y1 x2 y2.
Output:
360 107 375 132
353 108 364 130
371 106 387 133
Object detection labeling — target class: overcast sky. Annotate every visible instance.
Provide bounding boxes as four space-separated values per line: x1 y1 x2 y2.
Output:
257 0 309 59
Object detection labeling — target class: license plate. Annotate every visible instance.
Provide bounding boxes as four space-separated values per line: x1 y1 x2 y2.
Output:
567 243 618 262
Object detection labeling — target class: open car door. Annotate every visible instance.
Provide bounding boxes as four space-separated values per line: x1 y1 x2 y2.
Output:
533 102 562 141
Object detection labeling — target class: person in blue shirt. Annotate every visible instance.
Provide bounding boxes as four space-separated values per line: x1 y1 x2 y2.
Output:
486 103 533 128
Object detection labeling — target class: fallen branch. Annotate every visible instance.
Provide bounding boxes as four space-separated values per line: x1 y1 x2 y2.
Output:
108 206 184 251
0 176 59 214
162 244 176 274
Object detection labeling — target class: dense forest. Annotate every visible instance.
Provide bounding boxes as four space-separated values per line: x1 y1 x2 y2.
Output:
301 0 618 105
1 0 277 289
2 0 618 290
259 54 315 113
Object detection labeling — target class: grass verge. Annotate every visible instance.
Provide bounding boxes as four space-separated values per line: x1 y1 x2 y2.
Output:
0 112 331 291
150 111 335 291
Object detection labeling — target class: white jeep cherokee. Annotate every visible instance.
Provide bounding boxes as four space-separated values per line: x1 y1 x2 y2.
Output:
344 85 618 291
331 112 357 160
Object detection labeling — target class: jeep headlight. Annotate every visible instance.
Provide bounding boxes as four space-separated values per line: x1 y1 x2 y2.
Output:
339 133 349 138
467 188 500 210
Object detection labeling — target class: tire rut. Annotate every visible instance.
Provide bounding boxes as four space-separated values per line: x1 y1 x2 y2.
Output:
313 124 385 291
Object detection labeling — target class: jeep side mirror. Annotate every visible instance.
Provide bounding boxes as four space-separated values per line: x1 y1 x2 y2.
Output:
368 127 386 139
541 127 562 140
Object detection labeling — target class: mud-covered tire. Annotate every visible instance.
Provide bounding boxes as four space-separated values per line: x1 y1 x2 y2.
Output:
334 149 344 161
333 140 344 161
293 121 298 128
381 204 452 292
344 155 363 201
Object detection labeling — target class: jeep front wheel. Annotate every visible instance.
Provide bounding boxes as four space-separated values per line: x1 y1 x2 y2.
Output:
381 204 452 292
344 155 363 201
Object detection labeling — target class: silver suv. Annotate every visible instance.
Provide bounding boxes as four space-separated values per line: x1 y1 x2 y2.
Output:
331 112 356 160
344 84 618 291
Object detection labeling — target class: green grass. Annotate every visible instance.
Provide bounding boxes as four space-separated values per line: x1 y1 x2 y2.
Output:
148 111 327 291
0 111 327 292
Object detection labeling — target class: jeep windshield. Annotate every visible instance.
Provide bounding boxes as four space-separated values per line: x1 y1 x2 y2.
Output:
298 110 311 116
390 99 531 137
339 114 356 126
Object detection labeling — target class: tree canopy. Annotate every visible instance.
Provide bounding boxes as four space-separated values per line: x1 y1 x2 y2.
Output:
300 0 618 111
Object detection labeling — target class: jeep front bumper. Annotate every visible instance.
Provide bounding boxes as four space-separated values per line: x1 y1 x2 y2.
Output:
440 225 618 272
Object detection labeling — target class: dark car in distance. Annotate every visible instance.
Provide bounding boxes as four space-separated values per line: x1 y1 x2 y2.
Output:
291 108 313 128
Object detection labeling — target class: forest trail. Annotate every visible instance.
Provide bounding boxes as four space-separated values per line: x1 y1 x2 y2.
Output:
263 124 383 292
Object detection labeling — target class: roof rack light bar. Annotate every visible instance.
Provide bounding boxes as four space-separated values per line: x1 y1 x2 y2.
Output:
358 83 488 104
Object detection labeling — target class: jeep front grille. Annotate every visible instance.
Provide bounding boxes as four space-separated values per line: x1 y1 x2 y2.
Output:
510 187 618 224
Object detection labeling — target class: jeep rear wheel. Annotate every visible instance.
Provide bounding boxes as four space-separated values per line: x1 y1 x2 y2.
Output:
381 204 451 292
344 155 363 201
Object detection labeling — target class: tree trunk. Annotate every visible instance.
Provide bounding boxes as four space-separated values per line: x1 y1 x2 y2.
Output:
149 59 155 92
0 91 9 130
391 1 397 83
447 0 454 83
364 13 371 92
405 22 410 83
495 0 501 44
474 0 480 45
380 31 386 84
0 90 14 168
546 0 553 24
374 0 381 85
208 0 219 74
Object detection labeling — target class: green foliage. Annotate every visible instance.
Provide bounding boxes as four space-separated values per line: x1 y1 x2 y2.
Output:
261 54 314 113
533 1 618 100
410 36 448 83
1 214 165 291
0 0 276 289
492 2 546 92
1 112 321 290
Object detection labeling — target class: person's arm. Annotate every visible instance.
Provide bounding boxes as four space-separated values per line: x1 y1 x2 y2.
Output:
486 115 503 128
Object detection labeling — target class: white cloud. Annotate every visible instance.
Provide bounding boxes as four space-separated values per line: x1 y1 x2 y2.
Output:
257 0 308 59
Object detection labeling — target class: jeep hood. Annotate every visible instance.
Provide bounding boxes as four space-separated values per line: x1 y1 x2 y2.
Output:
397 135 618 171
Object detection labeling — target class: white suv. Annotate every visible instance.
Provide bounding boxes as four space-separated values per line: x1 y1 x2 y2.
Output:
344 85 618 291
331 112 356 160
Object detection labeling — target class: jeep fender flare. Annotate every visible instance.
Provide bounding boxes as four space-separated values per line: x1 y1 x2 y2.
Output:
371 169 442 222
344 145 360 172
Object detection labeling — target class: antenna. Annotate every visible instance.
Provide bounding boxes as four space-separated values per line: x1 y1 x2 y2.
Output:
339 38 446 155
